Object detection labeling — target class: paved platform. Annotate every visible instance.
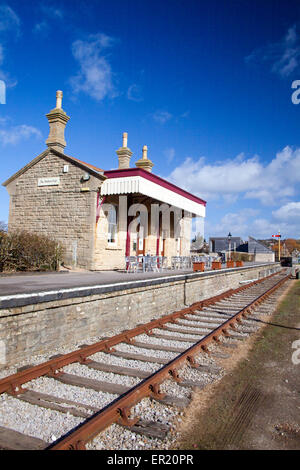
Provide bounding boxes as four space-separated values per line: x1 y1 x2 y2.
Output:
0 262 272 299
0 269 193 297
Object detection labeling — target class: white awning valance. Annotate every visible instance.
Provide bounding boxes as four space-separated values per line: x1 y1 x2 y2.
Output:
101 176 206 217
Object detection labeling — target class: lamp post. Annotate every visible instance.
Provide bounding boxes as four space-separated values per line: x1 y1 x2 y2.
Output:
228 232 232 261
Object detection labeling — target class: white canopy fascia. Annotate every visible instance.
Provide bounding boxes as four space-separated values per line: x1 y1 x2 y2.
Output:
100 176 206 217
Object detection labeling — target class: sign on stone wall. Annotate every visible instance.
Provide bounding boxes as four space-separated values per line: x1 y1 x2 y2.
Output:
38 177 60 187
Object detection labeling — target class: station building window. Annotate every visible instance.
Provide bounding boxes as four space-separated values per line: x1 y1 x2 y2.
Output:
107 204 118 244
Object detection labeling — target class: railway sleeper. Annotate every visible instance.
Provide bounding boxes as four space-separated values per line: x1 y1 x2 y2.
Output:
0 426 48 450
11 389 171 441
48 371 196 407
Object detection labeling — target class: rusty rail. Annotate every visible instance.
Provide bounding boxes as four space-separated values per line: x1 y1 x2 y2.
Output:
0 270 281 396
46 270 290 450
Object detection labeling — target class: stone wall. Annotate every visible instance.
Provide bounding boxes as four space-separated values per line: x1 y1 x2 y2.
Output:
254 252 275 263
0 263 280 367
5 151 102 269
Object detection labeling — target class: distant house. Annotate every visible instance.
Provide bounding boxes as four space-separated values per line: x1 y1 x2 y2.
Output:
209 235 275 262
239 237 275 262
209 236 244 253
191 240 209 254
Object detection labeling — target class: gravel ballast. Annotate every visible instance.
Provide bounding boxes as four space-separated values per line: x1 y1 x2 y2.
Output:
0 274 290 450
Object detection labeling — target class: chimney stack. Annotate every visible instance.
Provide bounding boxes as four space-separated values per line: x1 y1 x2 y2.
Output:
46 90 70 153
116 132 133 169
135 145 154 172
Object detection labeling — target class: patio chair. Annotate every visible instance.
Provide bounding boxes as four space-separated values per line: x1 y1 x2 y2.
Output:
137 255 145 272
143 255 151 272
160 256 168 271
149 256 159 272
126 256 138 273
171 256 181 270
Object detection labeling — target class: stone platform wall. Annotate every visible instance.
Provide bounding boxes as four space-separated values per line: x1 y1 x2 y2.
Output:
0 263 280 367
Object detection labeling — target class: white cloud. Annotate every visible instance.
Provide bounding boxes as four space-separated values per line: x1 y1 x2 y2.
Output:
164 147 175 163
0 5 20 34
247 218 281 239
167 146 300 207
152 110 172 124
33 4 64 34
272 202 300 221
33 21 49 34
0 116 10 125
180 111 190 118
205 201 300 240
40 5 63 19
243 213 300 239
206 211 289 240
205 209 261 239
0 69 17 88
127 84 143 102
246 24 300 77
175 145 300 239
0 6 20 87
0 44 4 65
70 34 117 101
0 125 42 145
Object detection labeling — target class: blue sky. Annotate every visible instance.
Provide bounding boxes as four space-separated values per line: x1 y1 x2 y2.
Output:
1 0 300 240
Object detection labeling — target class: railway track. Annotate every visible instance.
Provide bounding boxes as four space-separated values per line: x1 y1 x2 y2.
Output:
0 269 292 450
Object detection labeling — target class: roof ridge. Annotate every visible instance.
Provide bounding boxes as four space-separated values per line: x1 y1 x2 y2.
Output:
2 148 105 187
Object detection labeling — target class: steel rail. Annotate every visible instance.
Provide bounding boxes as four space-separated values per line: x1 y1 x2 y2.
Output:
0 270 281 396
47 271 290 450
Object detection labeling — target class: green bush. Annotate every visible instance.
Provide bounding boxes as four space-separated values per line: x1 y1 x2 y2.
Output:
0 231 64 272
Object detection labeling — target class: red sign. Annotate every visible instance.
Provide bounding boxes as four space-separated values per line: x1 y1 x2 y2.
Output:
272 234 281 238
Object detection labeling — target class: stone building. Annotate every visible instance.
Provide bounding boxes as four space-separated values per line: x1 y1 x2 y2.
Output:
209 236 244 253
2 91 206 270
240 236 275 262
209 235 274 262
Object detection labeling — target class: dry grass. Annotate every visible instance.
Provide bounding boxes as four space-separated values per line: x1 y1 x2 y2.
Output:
173 279 299 450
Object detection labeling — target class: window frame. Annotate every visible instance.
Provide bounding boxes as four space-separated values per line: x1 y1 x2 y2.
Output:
107 204 118 245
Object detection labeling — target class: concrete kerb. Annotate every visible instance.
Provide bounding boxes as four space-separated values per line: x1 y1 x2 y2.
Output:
0 263 280 310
